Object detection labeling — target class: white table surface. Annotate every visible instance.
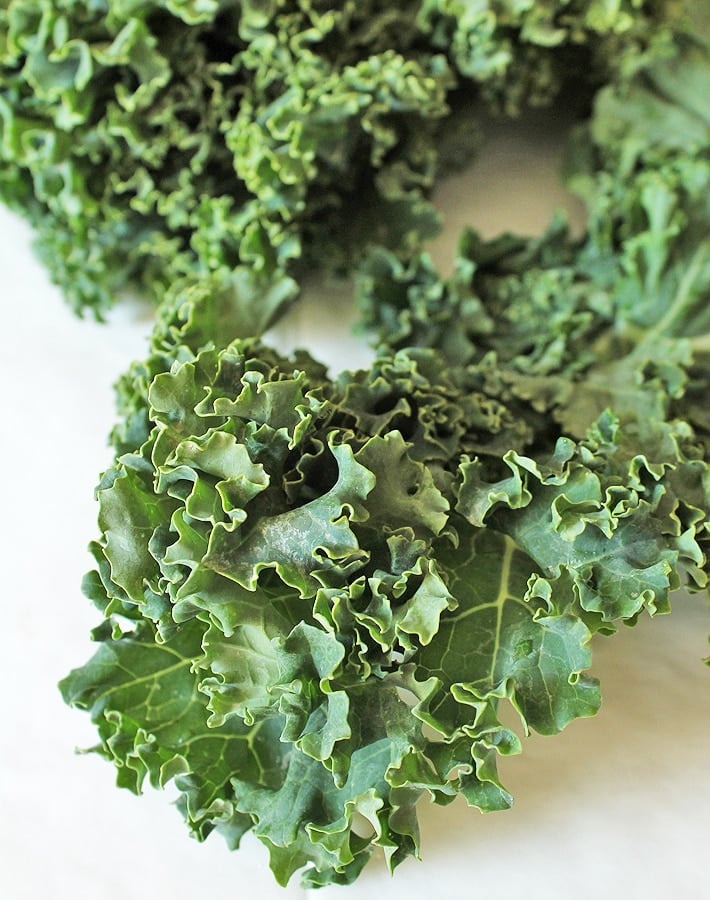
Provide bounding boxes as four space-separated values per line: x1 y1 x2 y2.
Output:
2 119 709 900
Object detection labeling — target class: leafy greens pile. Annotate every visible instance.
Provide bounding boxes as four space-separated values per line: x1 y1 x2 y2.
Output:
1 0 668 314
3 0 706 889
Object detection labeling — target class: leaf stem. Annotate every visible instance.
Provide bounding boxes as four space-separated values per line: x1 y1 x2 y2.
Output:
640 243 709 345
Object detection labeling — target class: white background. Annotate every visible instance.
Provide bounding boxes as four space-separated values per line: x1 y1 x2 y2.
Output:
2 116 709 899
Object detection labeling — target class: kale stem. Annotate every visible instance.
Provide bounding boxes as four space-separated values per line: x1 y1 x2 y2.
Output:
641 243 709 344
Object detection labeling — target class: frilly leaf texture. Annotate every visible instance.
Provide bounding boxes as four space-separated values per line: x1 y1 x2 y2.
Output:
0 0 669 313
63 296 709 886
56 1 710 889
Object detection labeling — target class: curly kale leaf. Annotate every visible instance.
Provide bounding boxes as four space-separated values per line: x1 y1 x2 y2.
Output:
62 306 709 884
357 44 710 448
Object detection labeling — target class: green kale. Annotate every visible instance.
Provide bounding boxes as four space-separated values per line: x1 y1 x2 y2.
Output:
57 0 710 888
60 233 709 887
1 0 670 314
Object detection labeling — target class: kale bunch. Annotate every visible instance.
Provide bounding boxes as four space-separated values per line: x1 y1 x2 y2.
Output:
1 0 668 314
52 0 710 888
